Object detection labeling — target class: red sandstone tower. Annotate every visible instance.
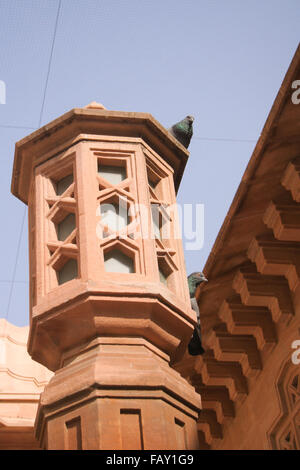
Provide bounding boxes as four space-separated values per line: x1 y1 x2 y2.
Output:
11 102 201 450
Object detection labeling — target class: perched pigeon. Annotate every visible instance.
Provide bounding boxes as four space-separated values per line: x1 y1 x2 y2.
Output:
187 271 207 356
168 115 194 148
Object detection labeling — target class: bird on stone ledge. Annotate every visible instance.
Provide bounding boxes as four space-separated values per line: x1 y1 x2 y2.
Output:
187 271 207 356
168 115 194 149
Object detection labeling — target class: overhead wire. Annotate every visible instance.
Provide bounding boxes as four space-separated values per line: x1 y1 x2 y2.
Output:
1 0 257 324
3 0 62 326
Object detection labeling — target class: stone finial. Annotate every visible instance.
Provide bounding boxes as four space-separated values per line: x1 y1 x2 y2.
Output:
84 101 106 110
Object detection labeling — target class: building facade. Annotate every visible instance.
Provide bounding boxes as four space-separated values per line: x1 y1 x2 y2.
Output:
0 45 300 450
176 43 300 450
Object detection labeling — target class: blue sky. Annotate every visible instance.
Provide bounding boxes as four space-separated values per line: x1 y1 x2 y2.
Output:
0 0 299 326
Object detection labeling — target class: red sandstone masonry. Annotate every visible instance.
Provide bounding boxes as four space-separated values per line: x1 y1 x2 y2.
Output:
11 102 201 450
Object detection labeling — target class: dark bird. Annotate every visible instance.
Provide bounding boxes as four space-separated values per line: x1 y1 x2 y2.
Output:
168 115 194 148
187 271 207 356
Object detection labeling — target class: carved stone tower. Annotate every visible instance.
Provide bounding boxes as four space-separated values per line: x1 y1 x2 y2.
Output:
11 102 201 450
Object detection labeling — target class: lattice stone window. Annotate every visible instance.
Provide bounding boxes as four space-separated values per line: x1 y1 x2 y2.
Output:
98 162 127 185
146 159 178 290
100 201 129 233
280 427 298 450
44 162 79 291
159 267 168 285
104 248 134 273
96 151 141 275
271 366 300 449
288 374 300 406
158 260 170 286
57 213 76 241
147 166 163 201
55 174 74 196
151 204 161 240
58 258 78 285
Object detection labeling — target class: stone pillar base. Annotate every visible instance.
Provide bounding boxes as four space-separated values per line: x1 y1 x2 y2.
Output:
35 338 201 450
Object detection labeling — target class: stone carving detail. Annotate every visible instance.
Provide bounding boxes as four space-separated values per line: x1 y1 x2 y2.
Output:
271 364 300 449
34 154 78 294
96 150 142 275
146 153 178 291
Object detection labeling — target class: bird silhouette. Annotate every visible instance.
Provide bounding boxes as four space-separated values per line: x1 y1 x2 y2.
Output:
187 271 207 356
168 115 194 148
